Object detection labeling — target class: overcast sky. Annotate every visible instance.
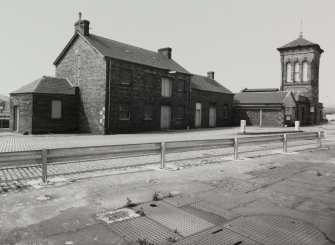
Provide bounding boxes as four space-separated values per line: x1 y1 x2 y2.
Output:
1 0 334 106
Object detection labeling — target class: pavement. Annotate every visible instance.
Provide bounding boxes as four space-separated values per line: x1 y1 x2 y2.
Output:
0 124 335 244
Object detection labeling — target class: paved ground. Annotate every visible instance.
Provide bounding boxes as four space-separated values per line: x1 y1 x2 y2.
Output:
0 124 335 244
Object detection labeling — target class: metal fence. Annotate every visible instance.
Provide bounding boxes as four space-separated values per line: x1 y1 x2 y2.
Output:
0 131 324 183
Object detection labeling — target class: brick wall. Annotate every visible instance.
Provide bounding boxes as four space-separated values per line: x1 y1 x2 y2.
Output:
55 35 106 134
190 90 233 128
10 94 33 133
107 58 191 133
32 93 78 134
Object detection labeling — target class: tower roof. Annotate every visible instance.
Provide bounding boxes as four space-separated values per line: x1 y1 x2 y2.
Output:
277 35 323 53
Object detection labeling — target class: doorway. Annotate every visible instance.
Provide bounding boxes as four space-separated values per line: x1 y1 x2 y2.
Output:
160 105 171 129
195 103 202 128
209 105 216 127
13 106 19 131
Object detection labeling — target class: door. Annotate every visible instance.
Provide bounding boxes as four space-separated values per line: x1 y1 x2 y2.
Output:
160 106 171 129
195 103 202 128
209 106 216 127
13 106 19 131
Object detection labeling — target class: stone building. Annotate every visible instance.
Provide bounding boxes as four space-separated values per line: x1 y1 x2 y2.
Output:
234 33 324 126
10 15 234 134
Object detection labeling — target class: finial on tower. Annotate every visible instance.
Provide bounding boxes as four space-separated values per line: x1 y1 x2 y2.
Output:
299 20 303 38
78 12 82 22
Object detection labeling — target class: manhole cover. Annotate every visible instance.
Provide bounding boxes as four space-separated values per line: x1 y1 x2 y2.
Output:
164 194 199 207
133 201 213 236
96 208 139 224
224 215 331 245
175 226 262 245
108 216 182 244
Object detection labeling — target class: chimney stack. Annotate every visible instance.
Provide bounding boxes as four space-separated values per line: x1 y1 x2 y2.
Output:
74 12 90 36
158 47 172 59
207 71 214 80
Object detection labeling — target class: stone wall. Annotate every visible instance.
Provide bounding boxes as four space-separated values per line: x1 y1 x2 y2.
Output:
190 90 233 128
55 35 106 134
234 108 285 127
10 94 33 133
107 58 191 133
32 93 78 134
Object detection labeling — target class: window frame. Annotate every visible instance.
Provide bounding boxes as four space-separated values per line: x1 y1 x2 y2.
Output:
223 104 228 119
144 104 154 120
177 79 186 93
144 73 155 88
294 62 300 82
161 77 172 97
177 105 185 120
120 68 132 85
119 104 130 120
302 61 308 82
286 63 292 83
51 100 62 119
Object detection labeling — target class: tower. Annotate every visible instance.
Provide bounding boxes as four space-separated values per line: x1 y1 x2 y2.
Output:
277 33 324 124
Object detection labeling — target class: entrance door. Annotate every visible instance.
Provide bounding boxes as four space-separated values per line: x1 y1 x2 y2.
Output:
13 106 19 131
160 106 171 129
195 103 202 128
209 106 216 127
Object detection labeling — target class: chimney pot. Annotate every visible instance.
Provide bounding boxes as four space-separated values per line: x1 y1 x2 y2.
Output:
158 47 172 59
207 71 214 80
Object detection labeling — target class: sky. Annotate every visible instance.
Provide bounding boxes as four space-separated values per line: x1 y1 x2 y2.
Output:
1 0 334 106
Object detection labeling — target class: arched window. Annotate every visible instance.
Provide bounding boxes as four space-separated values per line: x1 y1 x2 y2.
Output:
302 61 308 82
294 62 300 82
286 63 292 82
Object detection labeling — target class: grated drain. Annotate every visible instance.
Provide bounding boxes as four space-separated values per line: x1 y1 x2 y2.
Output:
175 226 262 245
133 201 213 236
164 194 200 207
107 216 182 244
224 215 330 245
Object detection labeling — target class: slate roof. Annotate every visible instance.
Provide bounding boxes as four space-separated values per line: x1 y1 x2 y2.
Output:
242 88 279 92
54 33 190 74
234 91 289 104
11 76 76 95
277 35 323 52
191 74 233 94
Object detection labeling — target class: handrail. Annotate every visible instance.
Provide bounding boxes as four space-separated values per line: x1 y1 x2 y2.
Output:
0 131 324 183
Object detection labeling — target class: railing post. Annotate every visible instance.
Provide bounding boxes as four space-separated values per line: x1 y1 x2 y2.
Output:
42 149 48 183
160 141 165 168
283 134 287 153
317 128 322 148
234 137 238 160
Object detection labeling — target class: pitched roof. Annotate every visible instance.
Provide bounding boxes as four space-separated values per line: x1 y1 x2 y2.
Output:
234 91 289 104
11 76 76 95
191 74 233 94
54 33 190 74
277 35 323 52
242 88 279 92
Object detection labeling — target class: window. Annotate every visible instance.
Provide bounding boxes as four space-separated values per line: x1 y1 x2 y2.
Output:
119 104 130 120
145 73 155 87
177 105 185 119
223 104 228 119
144 104 154 120
51 100 62 119
161 77 172 97
286 63 292 82
302 61 308 82
294 62 300 82
121 69 132 85
178 79 186 93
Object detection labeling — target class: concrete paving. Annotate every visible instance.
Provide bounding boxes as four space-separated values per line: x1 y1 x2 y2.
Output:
1 123 335 244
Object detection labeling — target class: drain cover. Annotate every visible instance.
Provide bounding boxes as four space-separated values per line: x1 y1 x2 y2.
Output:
164 194 199 207
108 216 182 244
224 215 330 245
175 226 262 245
133 201 213 236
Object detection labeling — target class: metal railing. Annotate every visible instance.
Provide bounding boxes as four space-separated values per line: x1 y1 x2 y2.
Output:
0 131 324 183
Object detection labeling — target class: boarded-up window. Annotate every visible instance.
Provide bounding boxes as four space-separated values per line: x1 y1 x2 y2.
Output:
294 62 300 82
51 100 62 119
286 63 292 82
177 105 185 119
145 73 155 87
302 61 308 82
223 104 228 119
161 77 172 97
144 104 154 120
121 69 132 85
119 104 130 120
